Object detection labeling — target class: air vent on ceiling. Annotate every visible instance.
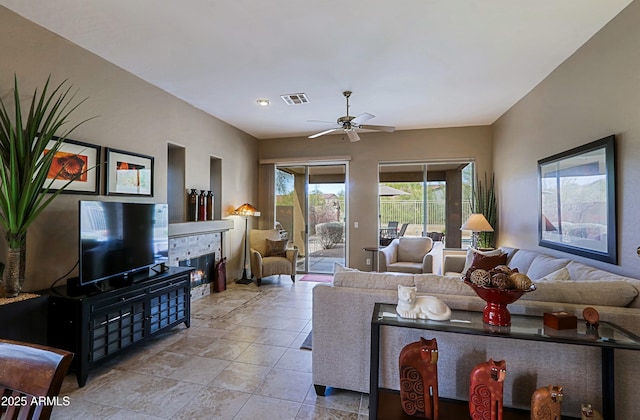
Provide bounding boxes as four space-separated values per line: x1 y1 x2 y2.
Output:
280 93 309 105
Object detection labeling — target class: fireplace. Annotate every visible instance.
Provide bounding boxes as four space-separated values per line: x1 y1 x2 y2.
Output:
168 221 233 300
178 252 215 288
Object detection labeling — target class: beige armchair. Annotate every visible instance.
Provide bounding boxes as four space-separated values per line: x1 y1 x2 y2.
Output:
378 237 434 273
249 229 298 286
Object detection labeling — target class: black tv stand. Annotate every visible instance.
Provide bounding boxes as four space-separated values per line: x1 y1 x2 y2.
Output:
41 266 193 387
66 277 104 297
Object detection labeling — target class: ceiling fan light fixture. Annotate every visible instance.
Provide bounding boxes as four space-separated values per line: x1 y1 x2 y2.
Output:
307 91 395 142
256 99 270 107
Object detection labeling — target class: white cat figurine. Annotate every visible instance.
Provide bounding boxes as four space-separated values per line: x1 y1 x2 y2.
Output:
396 285 452 321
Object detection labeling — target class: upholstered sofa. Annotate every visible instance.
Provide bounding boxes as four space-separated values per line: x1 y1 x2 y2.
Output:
312 247 640 417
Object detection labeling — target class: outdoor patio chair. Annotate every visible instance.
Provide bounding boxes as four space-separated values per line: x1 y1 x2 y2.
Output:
424 231 445 242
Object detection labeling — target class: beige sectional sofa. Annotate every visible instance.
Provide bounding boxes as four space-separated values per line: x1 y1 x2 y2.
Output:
311 247 640 417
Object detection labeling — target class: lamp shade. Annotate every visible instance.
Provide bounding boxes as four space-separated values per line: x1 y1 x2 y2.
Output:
233 203 260 217
461 213 493 232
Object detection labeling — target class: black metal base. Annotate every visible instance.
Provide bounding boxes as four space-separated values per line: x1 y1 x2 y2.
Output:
235 269 252 285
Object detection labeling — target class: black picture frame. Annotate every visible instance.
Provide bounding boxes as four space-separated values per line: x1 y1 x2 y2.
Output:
538 135 616 264
44 137 101 195
105 148 154 196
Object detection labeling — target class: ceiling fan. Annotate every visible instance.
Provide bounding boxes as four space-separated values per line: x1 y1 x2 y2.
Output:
308 91 395 142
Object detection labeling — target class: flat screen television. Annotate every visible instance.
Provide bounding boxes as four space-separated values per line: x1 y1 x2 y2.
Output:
79 200 169 286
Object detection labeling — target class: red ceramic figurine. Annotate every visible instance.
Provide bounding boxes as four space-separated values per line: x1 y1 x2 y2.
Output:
469 359 506 420
399 337 439 419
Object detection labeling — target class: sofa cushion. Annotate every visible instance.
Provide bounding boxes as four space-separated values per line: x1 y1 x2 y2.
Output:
508 249 541 274
520 280 638 307
538 267 571 282
388 262 424 274
566 261 628 281
333 270 414 290
527 255 570 280
334 263 358 273
414 274 476 297
397 237 433 262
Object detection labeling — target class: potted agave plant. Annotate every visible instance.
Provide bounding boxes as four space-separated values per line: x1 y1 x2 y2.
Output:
0 76 91 298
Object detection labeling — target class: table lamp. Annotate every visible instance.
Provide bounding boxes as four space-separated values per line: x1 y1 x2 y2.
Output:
461 213 493 249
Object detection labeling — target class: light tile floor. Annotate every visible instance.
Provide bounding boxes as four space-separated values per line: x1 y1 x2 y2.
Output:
52 276 369 419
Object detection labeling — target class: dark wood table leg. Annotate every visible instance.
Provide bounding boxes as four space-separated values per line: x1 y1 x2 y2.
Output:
601 347 615 419
370 322 380 419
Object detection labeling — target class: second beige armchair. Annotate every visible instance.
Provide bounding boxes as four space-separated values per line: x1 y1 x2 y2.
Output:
378 237 434 273
249 229 298 286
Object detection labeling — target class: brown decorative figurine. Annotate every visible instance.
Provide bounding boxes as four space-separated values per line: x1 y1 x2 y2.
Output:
531 385 563 420
581 404 603 420
469 359 506 420
399 337 439 419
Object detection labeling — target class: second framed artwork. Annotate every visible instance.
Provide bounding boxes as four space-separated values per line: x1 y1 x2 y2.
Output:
105 148 154 196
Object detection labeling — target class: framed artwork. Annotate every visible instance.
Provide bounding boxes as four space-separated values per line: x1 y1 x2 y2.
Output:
105 148 154 196
538 135 616 264
44 137 101 194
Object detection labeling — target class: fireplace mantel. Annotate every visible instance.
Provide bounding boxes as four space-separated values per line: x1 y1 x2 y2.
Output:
169 219 234 237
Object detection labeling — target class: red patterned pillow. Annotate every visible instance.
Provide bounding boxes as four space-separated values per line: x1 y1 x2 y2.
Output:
471 252 507 270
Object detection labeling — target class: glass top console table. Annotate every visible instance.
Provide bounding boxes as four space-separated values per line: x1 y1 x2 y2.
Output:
370 302 640 420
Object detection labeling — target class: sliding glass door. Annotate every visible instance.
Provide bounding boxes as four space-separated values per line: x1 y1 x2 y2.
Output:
276 164 346 274
378 161 474 248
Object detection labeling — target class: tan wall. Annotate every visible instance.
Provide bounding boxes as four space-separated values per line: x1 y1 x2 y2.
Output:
0 7 258 290
259 126 493 270
493 1 640 277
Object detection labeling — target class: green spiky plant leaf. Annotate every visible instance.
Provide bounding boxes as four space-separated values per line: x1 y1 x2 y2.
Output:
473 172 497 249
0 75 93 248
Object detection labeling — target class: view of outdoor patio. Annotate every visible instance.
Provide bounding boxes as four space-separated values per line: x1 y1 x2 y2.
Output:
275 162 477 273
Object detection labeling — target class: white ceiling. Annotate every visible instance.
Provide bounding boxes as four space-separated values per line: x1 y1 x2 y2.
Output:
1 1 633 140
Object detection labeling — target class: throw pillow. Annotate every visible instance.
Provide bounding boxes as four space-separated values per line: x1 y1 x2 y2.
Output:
334 263 359 274
265 239 287 257
462 248 504 274
471 252 507 271
538 267 571 282
520 280 638 307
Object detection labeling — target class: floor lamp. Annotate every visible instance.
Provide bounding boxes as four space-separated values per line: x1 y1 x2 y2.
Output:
461 213 494 249
233 203 260 284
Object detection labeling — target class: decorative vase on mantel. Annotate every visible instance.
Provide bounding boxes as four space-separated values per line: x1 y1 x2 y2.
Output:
4 244 25 298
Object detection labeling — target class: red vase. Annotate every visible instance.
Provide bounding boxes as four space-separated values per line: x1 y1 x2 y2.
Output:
399 337 439 419
469 359 506 420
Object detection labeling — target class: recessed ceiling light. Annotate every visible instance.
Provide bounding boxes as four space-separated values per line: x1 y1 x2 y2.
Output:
256 99 270 107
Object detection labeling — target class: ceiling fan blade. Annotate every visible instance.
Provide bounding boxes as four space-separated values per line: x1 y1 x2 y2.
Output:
359 124 396 132
307 119 337 124
351 112 375 125
309 128 338 139
346 129 360 142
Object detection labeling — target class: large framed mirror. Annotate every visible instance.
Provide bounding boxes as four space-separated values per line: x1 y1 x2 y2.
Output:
538 135 616 263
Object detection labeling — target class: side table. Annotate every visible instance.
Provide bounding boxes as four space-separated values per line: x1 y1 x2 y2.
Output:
370 302 640 420
363 247 382 271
